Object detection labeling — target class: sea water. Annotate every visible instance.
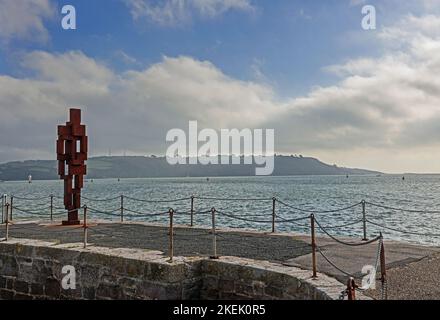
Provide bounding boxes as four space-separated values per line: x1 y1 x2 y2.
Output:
1 174 440 246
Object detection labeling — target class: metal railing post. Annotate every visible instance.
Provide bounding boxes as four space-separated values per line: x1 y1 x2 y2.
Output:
1 194 4 224
362 200 367 241
120 195 124 223
5 203 10 241
272 197 276 233
50 194 53 221
83 206 88 249
311 214 317 279
347 278 357 300
380 233 387 300
168 208 174 263
190 196 194 227
210 207 219 259
9 196 13 221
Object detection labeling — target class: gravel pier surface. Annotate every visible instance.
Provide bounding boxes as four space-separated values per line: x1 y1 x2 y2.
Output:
366 253 440 300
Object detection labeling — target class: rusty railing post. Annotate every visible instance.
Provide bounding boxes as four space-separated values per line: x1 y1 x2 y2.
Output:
5 203 10 241
83 206 88 248
190 196 194 227
210 207 219 259
120 195 124 223
272 197 276 233
9 196 13 221
380 233 387 300
311 214 317 279
168 208 174 263
50 194 54 222
347 277 357 300
362 200 367 241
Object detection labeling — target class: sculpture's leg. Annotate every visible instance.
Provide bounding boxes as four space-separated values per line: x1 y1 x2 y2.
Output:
62 176 80 225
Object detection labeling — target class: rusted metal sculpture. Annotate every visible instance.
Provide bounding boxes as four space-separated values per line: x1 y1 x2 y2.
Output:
57 108 88 225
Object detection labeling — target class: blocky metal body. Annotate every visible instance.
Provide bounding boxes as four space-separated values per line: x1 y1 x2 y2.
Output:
57 109 88 225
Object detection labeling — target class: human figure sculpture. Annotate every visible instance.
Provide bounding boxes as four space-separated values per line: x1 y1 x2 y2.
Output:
57 108 88 225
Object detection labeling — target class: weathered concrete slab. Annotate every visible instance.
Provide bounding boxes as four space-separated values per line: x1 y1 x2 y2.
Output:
285 235 440 282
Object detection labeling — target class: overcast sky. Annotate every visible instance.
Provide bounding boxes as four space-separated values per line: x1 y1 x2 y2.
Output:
0 0 440 173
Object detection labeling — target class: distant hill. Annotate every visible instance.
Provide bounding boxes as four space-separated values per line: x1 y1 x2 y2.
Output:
0 156 380 181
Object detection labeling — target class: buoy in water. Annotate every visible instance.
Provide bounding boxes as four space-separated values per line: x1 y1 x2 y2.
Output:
28 174 32 183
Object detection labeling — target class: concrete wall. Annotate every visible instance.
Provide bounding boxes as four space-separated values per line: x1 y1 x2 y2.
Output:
0 239 202 300
0 238 369 300
200 257 348 300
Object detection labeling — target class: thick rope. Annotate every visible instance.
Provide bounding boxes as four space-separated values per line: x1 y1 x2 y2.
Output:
124 196 191 203
314 218 381 247
366 219 440 237
365 201 440 214
276 199 362 214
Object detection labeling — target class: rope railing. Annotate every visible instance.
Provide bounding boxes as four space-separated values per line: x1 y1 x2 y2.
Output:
124 195 191 203
365 201 440 214
194 196 273 201
314 217 382 247
315 219 364 230
215 209 310 225
366 219 440 237
174 209 208 216
87 207 122 217
275 198 363 214
216 210 276 224
122 208 170 217
12 205 51 212
11 206 64 217
9 193 440 215
316 246 357 279
10 195 50 201
5 194 440 241
82 195 121 202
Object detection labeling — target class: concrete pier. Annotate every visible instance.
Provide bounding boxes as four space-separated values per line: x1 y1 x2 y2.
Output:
0 220 439 300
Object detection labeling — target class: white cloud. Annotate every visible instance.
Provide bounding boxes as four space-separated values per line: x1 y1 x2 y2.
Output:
267 13 440 172
124 0 255 26
0 0 55 43
0 52 275 163
2 13 440 172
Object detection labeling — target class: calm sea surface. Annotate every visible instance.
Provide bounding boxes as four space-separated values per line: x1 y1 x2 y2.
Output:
1 175 440 246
